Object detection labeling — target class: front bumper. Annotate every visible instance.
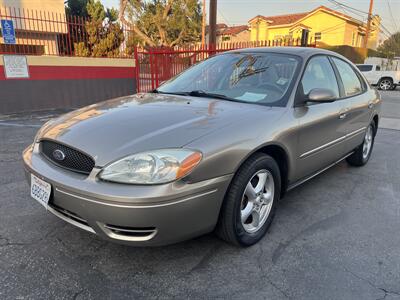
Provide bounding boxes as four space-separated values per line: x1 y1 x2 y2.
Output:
23 144 232 246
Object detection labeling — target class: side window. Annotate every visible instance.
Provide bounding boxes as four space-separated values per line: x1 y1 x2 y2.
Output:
301 56 339 98
376 65 381 71
357 65 373 72
332 57 363 96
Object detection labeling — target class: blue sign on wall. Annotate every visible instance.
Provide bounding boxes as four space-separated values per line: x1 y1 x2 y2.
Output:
1 19 16 44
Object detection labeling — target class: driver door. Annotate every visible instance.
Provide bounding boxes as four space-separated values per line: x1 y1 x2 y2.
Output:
293 55 348 181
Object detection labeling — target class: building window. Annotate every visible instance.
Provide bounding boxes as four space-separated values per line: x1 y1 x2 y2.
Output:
284 33 293 40
222 36 231 41
352 32 357 46
315 32 322 40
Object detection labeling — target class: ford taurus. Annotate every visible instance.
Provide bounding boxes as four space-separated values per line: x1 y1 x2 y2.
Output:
23 47 381 246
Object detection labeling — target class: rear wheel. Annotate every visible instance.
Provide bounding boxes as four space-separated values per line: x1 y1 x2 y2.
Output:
216 153 281 246
378 78 393 90
346 122 376 167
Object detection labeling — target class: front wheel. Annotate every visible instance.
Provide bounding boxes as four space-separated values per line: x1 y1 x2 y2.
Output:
346 122 376 166
216 153 281 246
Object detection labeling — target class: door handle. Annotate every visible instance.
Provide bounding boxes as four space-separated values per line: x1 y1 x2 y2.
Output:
339 108 349 119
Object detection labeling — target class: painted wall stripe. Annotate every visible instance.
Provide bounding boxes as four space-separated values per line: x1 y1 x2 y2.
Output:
0 65 135 80
0 55 135 67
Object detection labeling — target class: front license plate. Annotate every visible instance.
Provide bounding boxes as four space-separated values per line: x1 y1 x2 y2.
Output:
30 174 51 209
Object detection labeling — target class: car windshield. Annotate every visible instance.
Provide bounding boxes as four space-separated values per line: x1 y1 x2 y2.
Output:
157 52 301 106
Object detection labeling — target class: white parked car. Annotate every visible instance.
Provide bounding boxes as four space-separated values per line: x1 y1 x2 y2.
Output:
356 64 400 90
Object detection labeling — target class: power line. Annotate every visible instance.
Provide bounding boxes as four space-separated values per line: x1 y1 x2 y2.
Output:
325 0 396 42
217 7 231 26
386 0 398 33
381 23 394 37
326 0 367 20
326 0 369 15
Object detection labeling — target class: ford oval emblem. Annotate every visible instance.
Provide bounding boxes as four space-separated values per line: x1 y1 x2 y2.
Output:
52 149 66 161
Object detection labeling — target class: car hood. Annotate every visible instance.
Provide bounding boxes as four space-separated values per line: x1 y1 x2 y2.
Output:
39 93 278 166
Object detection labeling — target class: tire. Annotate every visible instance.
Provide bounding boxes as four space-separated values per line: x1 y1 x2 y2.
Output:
346 122 376 167
216 153 281 247
378 78 394 90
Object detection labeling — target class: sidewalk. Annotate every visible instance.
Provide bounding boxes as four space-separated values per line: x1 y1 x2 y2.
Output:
380 90 400 130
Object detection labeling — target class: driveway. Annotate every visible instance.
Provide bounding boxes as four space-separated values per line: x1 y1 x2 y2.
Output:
0 91 399 299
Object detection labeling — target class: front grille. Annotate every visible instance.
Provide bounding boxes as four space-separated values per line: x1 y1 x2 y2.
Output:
40 140 95 174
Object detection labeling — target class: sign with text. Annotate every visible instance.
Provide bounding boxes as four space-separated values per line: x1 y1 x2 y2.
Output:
1 19 16 44
3 55 29 79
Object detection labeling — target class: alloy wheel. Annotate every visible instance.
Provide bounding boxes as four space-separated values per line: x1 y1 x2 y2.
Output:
379 79 392 90
240 169 274 233
362 125 373 160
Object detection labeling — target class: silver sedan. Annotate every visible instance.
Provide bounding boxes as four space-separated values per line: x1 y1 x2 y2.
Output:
23 47 381 246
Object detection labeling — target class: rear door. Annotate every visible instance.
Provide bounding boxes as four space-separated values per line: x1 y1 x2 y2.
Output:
330 57 372 154
293 55 348 181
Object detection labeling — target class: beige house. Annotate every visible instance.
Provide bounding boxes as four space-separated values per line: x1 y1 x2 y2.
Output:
0 0 67 55
206 24 250 44
217 25 250 43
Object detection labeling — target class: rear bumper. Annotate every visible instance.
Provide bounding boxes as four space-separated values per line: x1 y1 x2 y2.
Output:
23 144 232 246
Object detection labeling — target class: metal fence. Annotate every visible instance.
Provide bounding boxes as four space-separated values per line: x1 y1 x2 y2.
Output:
1 5 317 93
135 39 316 92
0 6 134 58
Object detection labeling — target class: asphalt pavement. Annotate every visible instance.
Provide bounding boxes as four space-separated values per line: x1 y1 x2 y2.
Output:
0 91 399 299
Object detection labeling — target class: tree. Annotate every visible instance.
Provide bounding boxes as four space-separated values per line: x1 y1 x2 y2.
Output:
75 0 124 57
61 0 89 56
65 0 89 17
377 32 400 57
119 0 202 47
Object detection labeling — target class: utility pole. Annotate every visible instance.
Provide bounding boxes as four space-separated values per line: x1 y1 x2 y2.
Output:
201 0 206 46
363 0 374 49
209 0 217 46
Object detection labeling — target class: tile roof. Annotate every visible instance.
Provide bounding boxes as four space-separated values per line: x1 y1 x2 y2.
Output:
257 12 308 26
249 5 364 27
218 25 249 36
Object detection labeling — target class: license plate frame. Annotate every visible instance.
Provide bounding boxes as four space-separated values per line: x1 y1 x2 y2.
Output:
30 173 51 209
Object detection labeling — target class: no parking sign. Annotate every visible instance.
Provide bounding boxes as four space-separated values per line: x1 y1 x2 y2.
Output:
1 19 16 44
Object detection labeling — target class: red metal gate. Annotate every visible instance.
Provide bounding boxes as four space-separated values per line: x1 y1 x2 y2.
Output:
134 39 315 93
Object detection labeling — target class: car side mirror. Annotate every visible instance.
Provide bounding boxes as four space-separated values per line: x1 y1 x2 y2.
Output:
307 88 337 103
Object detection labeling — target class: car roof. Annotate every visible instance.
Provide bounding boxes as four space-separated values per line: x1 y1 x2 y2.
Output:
226 47 343 59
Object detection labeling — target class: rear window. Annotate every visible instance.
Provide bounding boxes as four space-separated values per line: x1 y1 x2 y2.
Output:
356 65 373 72
333 58 364 96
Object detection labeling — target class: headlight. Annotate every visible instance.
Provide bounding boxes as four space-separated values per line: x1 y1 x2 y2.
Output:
98 149 202 184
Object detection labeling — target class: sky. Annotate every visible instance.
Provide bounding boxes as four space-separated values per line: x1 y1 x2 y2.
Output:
101 0 400 37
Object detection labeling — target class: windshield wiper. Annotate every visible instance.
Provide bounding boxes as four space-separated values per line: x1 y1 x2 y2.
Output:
183 90 237 102
150 89 187 96
150 89 237 102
